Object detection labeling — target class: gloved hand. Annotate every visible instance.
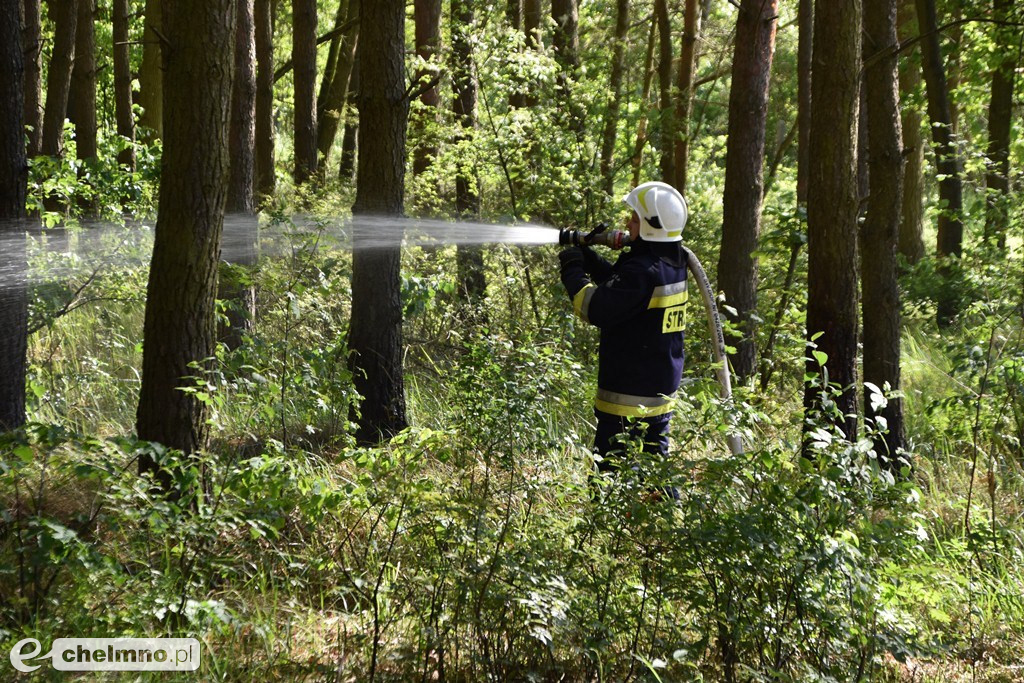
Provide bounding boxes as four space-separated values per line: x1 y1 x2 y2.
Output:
558 247 585 269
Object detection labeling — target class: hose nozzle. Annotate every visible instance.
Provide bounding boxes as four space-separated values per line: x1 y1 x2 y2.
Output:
558 224 631 250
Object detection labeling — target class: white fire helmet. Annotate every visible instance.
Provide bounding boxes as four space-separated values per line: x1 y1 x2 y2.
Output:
623 181 688 242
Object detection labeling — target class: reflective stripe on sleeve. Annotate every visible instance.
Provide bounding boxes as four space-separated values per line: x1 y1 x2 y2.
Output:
648 280 689 309
573 283 597 323
595 388 676 418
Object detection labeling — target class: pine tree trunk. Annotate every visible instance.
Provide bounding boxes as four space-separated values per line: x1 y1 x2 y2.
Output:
507 0 525 108
523 0 541 107
796 0 812 204
631 21 658 186
600 0 629 196
1 0 28 431
654 0 675 183
983 0 1016 248
22 0 44 158
411 0 440 177
138 0 162 140
41 0 78 159
452 0 485 300
67 0 96 163
292 0 317 185
862 0 906 465
254 0 275 200
915 0 963 326
350 0 409 443
137 0 235 470
316 0 348 118
717 0 778 383
673 0 700 192
896 0 924 264
316 0 359 172
339 54 359 181
804 0 861 443
112 0 135 169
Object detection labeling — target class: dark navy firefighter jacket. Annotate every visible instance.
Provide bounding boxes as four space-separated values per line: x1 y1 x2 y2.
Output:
560 239 688 421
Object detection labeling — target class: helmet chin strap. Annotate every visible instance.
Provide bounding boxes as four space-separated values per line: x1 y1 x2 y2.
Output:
685 247 745 456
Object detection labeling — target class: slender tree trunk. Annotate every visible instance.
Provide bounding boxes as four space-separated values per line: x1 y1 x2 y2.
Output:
317 0 348 119
631 20 658 186
654 0 675 183
508 0 525 108
221 0 257 349
804 0 861 443
137 0 235 474
138 0 162 140
452 0 485 301
67 0 96 163
411 0 440 178
717 0 778 383
551 0 579 76
915 0 964 326
599 0 630 196
983 0 1017 249
112 0 135 169
350 0 408 444
862 0 906 465
1 0 28 431
254 0 275 200
228 0 256 213
673 0 701 192
292 0 317 185
339 53 359 181
317 0 359 171
523 0 541 107
797 0 812 204
896 0 924 263
22 0 43 158
41 0 78 159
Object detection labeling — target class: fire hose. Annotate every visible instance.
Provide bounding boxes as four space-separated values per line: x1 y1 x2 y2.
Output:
559 226 745 456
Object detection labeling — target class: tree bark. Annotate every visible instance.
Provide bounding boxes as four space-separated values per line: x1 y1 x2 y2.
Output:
804 0 861 443
292 0 317 185
896 0 924 263
654 0 675 184
138 0 162 140
717 0 778 383
915 0 963 326
600 0 629 196
228 0 256 213
41 0 78 159
862 0 906 465
673 0 701 192
339 53 359 181
411 0 440 177
22 0 43 158
1 0 28 431
797 0 812 204
452 0 485 301
254 0 275 200
317 0 348 119
112 0 135 169
67 0 96 163
631 20 658 186
983 0 1016 248
350 0 408 443
508 0 525 108
523 0 541 106
137 0 235 470
316 0 359 172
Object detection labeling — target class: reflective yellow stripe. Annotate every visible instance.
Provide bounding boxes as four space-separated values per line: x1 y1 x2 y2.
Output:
595 398 675 418
595 389 676 418
648 281 689 309
573 283 597 322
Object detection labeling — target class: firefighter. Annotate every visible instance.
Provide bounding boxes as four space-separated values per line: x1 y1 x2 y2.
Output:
559 181 689 476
